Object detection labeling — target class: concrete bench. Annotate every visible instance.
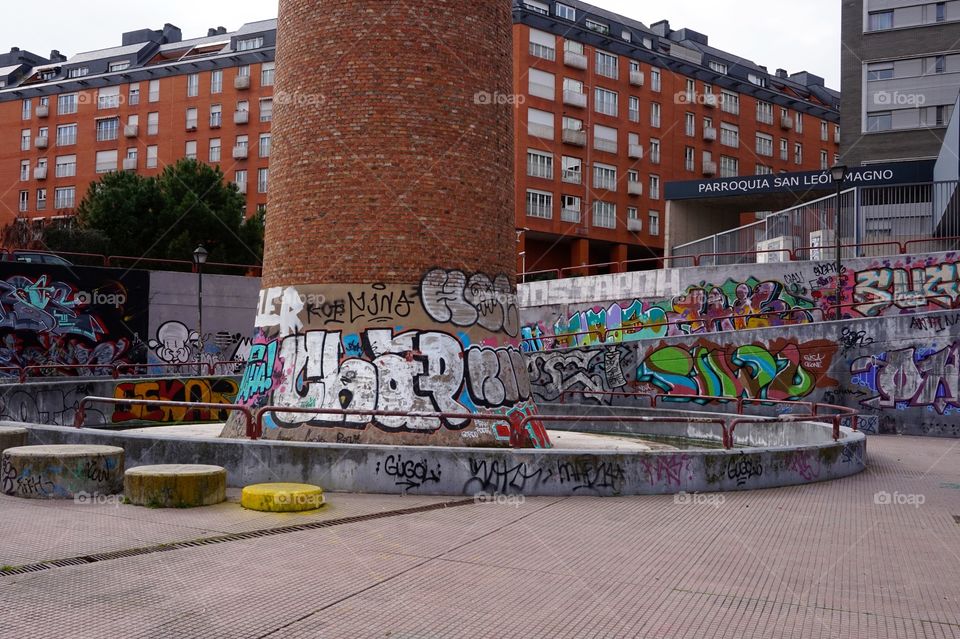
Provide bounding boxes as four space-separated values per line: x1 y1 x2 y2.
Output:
124 464 227 508
1 444 124 499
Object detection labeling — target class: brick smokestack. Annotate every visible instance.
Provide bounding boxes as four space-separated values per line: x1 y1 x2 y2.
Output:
223 0 547 449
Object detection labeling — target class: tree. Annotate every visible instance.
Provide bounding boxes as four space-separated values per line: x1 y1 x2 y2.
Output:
45 159 263 267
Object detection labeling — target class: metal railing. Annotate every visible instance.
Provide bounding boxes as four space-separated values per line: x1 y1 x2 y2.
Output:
75 397 255 436
0 249 262 276
2 361 246 382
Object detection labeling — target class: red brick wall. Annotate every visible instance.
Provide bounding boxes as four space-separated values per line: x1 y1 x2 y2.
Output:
263 0 516 288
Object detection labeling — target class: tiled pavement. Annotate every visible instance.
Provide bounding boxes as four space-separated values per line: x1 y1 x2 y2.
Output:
0 435 958 638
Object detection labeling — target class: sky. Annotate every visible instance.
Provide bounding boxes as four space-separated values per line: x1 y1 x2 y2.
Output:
0 0 841 89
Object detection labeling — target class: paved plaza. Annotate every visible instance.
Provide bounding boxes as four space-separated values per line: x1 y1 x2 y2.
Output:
0 435 958 638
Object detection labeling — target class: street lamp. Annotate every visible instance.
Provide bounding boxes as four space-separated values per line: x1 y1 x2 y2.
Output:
830 163 848 320
193 245 209 375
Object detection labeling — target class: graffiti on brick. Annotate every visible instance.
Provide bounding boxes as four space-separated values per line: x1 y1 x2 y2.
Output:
420 269 520 337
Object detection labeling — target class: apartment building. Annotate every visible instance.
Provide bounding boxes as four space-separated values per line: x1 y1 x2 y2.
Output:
0 2 840 274
841 0 960 166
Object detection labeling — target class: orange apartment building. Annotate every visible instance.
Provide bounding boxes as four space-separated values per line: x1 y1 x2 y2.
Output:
0 1 839 274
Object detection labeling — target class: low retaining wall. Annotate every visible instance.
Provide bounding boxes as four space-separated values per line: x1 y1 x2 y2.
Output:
4 420 866 496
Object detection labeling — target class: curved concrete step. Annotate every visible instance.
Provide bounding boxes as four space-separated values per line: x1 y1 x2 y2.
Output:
124 464 227 508
241 483 325 512
0 426 28 452
1 444 124 499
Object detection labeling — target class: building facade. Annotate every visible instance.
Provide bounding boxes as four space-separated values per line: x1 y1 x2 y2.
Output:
840 0 960 166
0 1 840 273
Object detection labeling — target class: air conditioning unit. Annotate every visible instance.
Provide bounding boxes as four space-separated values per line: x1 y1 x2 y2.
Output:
808 229 835 261
756 236 794 263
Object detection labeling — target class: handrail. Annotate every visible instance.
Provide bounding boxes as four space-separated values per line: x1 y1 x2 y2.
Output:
22 364 118 380
210 360 247 375
75 396 254 436
107 255 196 270
116 362 211 377
728 413 848 446
518 413 731 449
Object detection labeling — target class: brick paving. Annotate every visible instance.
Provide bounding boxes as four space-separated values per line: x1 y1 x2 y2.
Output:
0 435 957 638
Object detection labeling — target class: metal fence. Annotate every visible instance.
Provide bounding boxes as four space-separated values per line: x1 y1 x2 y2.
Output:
673 181 960 266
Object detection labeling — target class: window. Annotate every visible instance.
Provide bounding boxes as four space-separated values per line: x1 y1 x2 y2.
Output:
756 164 773 175
685 146 695 171
19 191 28 213
565 41 583 55
561 195 581 222
719 156 738 177
868 10 894 31
529 68 555 100
54 186 75 210
627 207 640 228
867 62 894 81
649 211 660 236
209 138 221 163
147 112 159 136
237 99 249 113
148 79 160 102
628 96 640 122
57 124 77 146
186 107 198 130
650 138 661 164
721 90 739 115
261 62 275 86
756 101 773 124
210 104 222 128
555 2 575 20
596 51 618 79
867 112 892 132
935 55 947 74
586 19 610 35
794 142 803 164
234 170 247 192
650 102 661 128
527 149 553 179
259 133 271 158
594 124 618 153
259 98 273 122
780 138 789 161
595 87 618 116
55 155 76 178
563 77 583 95
68 67 89 78
211 70 223 94
36 189 46 211
686 112 696 136
561 156 582 183
20 160 31 181
146 145 158 168
57 94 78 115
795 112 804 133
126 147 137 163
529 29 556 61
820 150 829 170
709 61 728 74
685 79 696 102
593 163 617 190
108 61 130 72
528 108 554 139
21 99 30 120
756 133 773 156
748 73 767 87
128 84 140 106
257 167 269 193
95 150 118 173
526 189 553 219
238 64 250 78
651 68 661 92
937 2 946 22
19 128 29 151
185 140 197 160
627 169 640 186
592 201 616 229
237 37 264 51
720 122 739 148
98 86 120 110
187 73 199 98
236 134 249 151
649 175 660 200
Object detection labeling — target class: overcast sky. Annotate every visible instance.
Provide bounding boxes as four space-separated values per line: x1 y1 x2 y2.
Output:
0 0 841 88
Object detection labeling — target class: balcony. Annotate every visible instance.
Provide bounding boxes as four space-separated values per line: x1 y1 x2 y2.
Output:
33 167 47 180
36 105 49 118
232 145 249 160
234 75 250 90
628 144 644 159
234 181 247 193
703 160 718 175
627 181 643 196
561 169 582 184
561 207 581 223
185 119 198 131
561 128 586 146
210 118 222 130
781 115 794 130
593 138 617 154
703 127 717 141
122 158 137 171
562 90 586 108
34 136 48 149
703 93 717 108
124 124 139 138
629 70 645 87
234 110 249 124
564 50 587 69
627 218 643 232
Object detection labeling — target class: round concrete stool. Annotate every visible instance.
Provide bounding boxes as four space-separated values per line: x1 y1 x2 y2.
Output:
0 426 28 452
1 445 124 499
241 483 325 512
125 464 227 508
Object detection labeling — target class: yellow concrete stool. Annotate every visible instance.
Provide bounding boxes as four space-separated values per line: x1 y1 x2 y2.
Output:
241 483 325 512
125 464 227 508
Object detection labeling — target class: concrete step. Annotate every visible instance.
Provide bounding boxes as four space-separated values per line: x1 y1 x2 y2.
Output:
1 444 124 499
124 464 227 508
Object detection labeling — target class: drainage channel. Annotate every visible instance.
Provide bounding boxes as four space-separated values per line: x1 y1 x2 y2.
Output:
0 498 476 578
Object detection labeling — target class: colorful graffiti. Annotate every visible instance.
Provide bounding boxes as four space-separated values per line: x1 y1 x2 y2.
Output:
148 320 250 372
853 256 960 316
851 344 960 414
112 378 240 423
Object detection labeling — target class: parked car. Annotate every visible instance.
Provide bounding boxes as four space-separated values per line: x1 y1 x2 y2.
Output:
3 251 73 266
